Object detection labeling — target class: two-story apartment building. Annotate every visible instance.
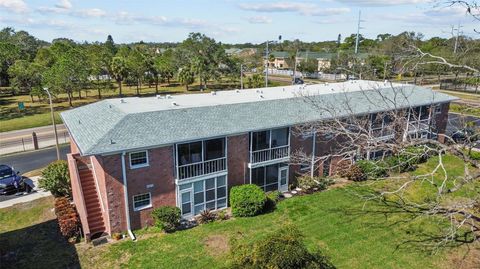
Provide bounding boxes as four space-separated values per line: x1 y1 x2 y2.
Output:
61 80 455 240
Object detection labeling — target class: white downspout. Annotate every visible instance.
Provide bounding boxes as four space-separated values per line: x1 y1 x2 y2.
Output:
121 151 136 241
311 132 316 178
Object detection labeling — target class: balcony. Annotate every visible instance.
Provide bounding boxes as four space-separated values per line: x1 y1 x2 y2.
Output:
177 157 227 180
250 145 290 165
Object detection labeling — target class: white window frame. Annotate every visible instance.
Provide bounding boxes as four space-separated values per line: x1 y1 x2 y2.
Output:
129 150 149 169
133 192 152 211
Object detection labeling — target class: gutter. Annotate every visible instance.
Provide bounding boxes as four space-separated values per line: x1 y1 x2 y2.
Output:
121 151 136 241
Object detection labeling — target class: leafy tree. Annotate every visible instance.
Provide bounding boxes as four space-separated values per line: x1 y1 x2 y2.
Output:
177 67 194 90
297 58 318 73
43 47 89 106
105 34 117 56
155 49 176 84
126 46 147 96
179 32 226 89
8 60 42 101
110 56 129 97
86 43 113 99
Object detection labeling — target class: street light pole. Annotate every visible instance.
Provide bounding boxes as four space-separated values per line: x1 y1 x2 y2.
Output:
44 88 60 160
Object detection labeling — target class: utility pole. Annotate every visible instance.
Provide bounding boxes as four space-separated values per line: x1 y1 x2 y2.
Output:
240 64 244 89
453 21 462 54
292 49 298 85
44 88 60 160
355 10 362 54
265 41 269 87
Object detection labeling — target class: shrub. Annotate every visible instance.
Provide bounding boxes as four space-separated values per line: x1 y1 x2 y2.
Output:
469 150 480 160
54 197 80 240
230 184 267 217
356 160 388 179
298 176 334 191
151 206 181 232
229 224 335 269
39 160 71 197
264 191 282 212
340 164 366 181
197 209 217 224
217 210 230 221
111 232 123 240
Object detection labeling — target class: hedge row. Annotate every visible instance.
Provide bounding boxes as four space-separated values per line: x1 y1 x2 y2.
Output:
54 197 81 240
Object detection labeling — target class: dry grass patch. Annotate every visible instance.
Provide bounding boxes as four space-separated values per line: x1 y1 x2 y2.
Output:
204 234 230 257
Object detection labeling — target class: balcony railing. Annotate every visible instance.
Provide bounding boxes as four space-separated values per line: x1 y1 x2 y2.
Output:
250 145 290 164
177 157 226 180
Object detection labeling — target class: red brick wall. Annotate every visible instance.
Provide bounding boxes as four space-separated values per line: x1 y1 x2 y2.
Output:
227 134 249 187
435 102 450 143
125 146 176 229
70 138 80 154
99 154 127 233
98 146 176 232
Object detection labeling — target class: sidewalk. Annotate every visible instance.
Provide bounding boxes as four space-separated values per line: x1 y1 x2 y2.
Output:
0 124 69 155
0 176 52 209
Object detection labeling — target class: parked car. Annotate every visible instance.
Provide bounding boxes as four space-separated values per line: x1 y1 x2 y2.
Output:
0 164 31 195
293 77 304 84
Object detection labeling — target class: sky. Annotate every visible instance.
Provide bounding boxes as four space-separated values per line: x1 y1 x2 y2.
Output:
0 0 478 44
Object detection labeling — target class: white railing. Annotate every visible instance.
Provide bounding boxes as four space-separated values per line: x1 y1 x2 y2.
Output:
177 157 227 180
250 145 290 164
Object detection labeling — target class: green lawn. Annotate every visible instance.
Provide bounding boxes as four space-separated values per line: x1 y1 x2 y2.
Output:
449 103 480 118
0 197 81 269
77 155 478 269
1 156 477 268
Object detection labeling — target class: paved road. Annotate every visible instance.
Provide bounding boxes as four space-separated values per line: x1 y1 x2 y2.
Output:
0 124 66 139
0 144 70 174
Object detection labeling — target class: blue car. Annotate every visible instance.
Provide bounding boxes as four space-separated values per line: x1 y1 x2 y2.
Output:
0 164 30 195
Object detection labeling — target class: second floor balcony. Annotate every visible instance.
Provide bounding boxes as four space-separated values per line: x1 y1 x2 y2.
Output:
249 127 290 166
176 138 227 180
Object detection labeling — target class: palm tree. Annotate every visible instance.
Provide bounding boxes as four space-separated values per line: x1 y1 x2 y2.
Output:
110 56 128 97
177 67 194 91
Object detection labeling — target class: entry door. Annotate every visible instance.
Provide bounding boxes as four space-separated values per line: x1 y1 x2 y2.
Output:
278 166 289 192
180 189 193 217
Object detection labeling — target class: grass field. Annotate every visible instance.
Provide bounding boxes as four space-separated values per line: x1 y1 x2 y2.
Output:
1 155 478 269
0 79 288 132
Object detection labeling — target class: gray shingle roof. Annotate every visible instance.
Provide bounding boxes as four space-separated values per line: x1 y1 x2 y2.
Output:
61 83 457 156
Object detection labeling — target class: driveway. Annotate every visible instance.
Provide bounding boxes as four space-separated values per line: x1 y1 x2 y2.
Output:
0 176 52 208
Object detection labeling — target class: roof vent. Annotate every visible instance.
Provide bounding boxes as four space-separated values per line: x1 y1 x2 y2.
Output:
120 99 126 103
78 120 81 124
331 88 335 91
166 95 172 99
156 95 164 99
171 101 178 106
256 89 261 93
211 91 216 95
259 94 264 99
108 104 112 108
235 89 240 93
110 139 115 144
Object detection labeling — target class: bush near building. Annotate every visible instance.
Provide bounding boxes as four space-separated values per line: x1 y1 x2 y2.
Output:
151 206 181 232
340 164 367 182
229 224 335 269
356 160 388 179
54 197 80 241
39 161 71 197
230 184 267 217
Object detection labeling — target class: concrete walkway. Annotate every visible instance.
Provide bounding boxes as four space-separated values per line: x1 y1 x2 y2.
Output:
0 176 52 209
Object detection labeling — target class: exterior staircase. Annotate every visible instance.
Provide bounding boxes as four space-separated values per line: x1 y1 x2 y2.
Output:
76 160 106 238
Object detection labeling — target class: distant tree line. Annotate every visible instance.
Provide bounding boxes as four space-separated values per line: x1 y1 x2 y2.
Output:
1 27 479 106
